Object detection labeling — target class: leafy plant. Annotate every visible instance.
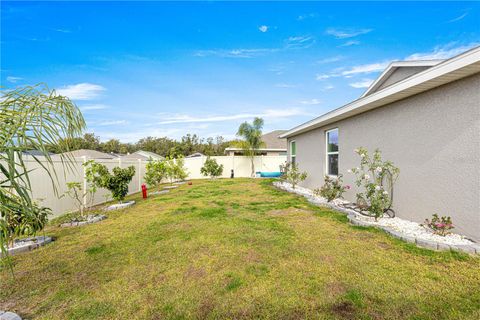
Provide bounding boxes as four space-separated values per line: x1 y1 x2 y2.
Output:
84 161 135 203
144 160 168 188
0 84 85 265
314 175 349 202
164 156 188 184
349 147 400 219
233 117 265 177
282 162 307 189
200 157 224 178
422 214 454 236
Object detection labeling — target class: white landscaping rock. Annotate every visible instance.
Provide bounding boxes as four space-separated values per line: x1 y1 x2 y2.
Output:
163 185 178 190
0 311 22 320
273 181 477 251
151 190 170 195
60 214 107 227
3 236 53 257
105 200 135 211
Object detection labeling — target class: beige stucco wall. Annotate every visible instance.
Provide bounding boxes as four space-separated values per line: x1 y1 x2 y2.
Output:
288 73 480 241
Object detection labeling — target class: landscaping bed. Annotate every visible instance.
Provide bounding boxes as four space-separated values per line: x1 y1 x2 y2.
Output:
3 236 53 257
274 181 479 254
60 214 107 227
105 200 135 211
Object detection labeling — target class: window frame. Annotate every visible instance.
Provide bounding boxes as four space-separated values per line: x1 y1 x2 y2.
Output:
290 140 296 164
325 128 339 177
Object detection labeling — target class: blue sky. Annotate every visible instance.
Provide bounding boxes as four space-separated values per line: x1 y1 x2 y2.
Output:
2 1 479 142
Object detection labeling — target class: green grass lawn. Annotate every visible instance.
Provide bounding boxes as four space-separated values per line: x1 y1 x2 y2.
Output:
1 179 480 319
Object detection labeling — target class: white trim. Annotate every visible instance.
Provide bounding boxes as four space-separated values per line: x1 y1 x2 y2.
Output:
361 60 444 98
289 140 296 163
325 128 339 177
280 46 480 139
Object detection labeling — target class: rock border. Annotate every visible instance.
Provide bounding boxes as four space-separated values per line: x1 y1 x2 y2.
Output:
163 185 178 190
4 236 53 257
60 214 107 227
151 190 170 195
105 200 135 211
0 311 22 320
275 182 480 255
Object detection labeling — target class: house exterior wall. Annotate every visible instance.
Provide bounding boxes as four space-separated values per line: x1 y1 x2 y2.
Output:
287 73 480 241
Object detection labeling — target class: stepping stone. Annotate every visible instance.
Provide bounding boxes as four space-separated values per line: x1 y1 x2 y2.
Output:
105 201 135 211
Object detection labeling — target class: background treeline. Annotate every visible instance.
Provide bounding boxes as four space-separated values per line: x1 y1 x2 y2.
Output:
47 133 233 157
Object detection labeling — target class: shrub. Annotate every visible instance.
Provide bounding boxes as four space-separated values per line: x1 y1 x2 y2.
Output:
144 160 167 187
201 157 224 178
164 156 189 183
314 174 349 202
1 196 50 248
84 160 135 203
282 162 307 189
350 147 399 219
423 214 454 236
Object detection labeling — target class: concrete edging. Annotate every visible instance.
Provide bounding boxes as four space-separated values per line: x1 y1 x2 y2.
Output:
60 215 107 227
293 188 480 255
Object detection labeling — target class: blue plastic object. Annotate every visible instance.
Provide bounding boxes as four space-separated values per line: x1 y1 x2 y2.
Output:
259 171 282 178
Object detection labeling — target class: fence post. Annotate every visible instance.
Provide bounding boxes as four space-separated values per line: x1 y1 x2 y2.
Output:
261 155 264 171
138 159 142 192
118 157 122 168
82 156 87 206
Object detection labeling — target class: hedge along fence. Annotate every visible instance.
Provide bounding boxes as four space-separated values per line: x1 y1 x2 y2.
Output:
18 155 287 217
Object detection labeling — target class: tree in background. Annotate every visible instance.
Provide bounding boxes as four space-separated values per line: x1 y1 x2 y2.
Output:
234 117 265 177
144 160 168 188
0 84 85 263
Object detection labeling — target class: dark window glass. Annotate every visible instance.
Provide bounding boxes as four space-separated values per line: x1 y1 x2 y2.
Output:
327 129 338 152
327 154 338 176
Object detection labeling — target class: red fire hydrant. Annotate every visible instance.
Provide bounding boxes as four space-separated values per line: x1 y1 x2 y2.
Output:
141 184 147 199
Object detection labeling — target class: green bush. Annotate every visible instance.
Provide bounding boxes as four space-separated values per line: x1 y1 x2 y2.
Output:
200 157 224 178
350 147 399 219
282 162 307 189
164 156 189 183
84 160 135 203
314 174 348 202
144 160 167 187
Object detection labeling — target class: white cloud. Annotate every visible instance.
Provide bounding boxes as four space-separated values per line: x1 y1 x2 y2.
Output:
80 104 109 111
258 25 269 33
98 120 127 126
297 13 318 21
448 12 468 23
285 35 315 49
316 56 343 64
349 78 374 88
339 40 360 47
194 48 277 58
6 76 23 83
326 28 372 39
405 42 479 61
54 28 71 33
322 85 334 90
316 74 332 80
275 83 297 88
299 99 321 105
56 83 106 100
158 108 308 125
341 62 389 76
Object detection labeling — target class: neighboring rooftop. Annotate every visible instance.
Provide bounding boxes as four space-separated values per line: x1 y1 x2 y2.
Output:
186 152 205 158
120 150 164 161
225 130 288 153
22 150 56 157
58 149 117 159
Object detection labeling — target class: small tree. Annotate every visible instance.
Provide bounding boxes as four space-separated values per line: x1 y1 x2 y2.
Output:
282 162 307 189
314 175 348 202
234 117 265 177
201 157 224 178
64 182 87 219
84 161 135 203
172 156 188 181
144 160 167 188
350 147 399 219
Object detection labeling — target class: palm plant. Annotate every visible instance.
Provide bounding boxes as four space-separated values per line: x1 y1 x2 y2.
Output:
234 117 265 177
1 84 85 264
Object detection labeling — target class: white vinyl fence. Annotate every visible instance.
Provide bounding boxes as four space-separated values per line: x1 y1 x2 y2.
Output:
21 155 287 217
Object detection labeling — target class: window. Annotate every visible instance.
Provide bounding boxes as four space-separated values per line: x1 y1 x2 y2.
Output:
326 129 338 176
290 140 296 164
